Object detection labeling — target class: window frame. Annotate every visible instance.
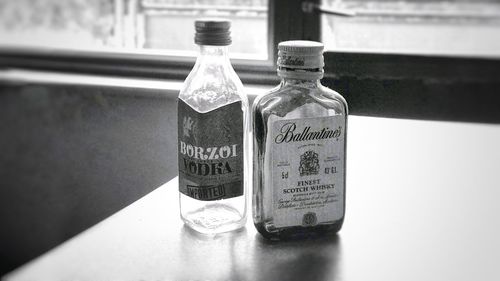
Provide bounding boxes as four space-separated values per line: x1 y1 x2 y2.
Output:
1 0 499 122
0 46 277 84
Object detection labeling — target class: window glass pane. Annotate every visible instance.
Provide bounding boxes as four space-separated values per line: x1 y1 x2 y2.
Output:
141 0 268 59
322 0 500 57
0 0 268 59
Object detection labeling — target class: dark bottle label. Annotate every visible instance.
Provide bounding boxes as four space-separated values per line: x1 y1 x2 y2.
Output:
177 99 244 201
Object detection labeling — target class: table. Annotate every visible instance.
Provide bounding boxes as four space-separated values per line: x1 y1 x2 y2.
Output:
4 116 500 281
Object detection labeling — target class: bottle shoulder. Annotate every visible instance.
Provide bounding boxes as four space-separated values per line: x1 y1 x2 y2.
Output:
253 83 348 119
319 84 349 115
179 62 248 112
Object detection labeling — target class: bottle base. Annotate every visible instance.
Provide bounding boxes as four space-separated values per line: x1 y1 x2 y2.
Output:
182 203 246 235
254 219 343 241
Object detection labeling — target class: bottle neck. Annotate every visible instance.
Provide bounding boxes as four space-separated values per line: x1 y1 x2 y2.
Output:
277 66 324 81
196 45 231 64
280 77 321 88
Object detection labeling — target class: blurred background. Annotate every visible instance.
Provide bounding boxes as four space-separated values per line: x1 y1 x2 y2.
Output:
0 0 269 58
1 0 499 277
2 0 500 57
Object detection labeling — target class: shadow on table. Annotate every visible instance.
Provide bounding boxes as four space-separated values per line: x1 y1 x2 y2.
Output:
178 225 342 281
253 234 342 281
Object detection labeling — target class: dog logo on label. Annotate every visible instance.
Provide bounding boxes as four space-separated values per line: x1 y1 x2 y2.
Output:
299 150 320 176
183 116 195 138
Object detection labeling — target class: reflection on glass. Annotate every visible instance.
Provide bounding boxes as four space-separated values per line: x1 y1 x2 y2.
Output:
178 225 248 281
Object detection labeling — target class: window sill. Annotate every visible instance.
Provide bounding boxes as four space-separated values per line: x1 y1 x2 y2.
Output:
0 68 271 100
2 48 500 123
0 46 279 86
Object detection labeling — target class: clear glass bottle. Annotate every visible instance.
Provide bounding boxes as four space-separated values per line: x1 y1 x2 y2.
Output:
177 19 249 234
252 41 348 240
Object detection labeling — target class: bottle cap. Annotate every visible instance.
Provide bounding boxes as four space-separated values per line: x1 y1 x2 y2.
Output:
277 40 324 69
194 18 232 46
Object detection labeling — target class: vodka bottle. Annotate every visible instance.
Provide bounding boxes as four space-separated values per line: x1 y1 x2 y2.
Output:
252 41 348 240
177 19 249 234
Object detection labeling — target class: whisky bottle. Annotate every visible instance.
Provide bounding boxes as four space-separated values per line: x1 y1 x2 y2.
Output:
252 41 348 240
178 19 249 234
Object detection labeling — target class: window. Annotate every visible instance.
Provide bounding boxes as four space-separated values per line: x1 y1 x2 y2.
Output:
140 0 268 59
314 0 500 123
320 0 500 57
0 0 268 60
1 0 499 122
0 0 117 50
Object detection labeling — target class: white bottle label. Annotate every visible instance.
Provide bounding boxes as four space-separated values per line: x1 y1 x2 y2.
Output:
271 116 345 228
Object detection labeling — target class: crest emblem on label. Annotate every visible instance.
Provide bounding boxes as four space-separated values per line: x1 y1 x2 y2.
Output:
299 150 320 176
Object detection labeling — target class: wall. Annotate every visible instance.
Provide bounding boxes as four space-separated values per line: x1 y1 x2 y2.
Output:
0 71 179 274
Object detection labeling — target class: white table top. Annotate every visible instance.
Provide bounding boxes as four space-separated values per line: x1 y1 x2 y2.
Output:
5 116 500 281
